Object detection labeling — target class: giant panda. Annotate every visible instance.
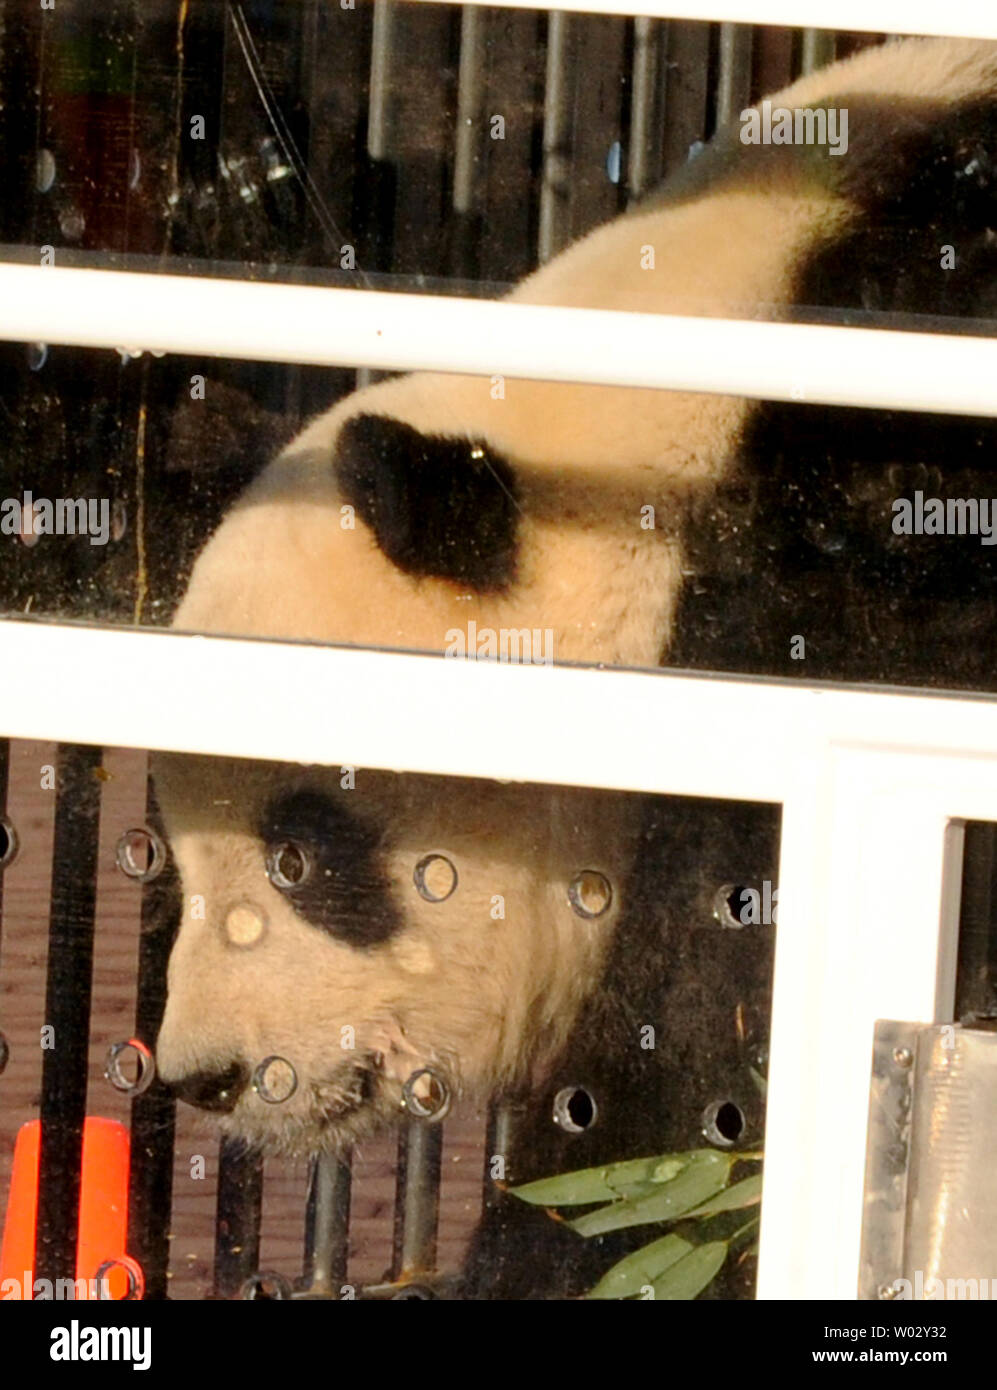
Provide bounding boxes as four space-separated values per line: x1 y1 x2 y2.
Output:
153 37 997 1297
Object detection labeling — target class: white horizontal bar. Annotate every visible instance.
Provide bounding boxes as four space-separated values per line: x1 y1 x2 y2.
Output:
4 621 997 798
410 0 997 43
2 263 997 416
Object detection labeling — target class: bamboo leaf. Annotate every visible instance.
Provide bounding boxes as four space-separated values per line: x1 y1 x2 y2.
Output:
586 1233 693 1300
748 1066 768 1098
569 1151 732 1237
650 1241 729 1300
685 1173 762 1218
508 1152 696 1207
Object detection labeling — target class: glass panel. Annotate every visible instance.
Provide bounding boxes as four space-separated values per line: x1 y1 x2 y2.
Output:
0 738 777 1299
0 7 994 692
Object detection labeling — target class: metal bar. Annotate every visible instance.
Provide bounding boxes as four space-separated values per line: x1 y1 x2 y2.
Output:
799 28 837 76
302 1151 353 1296
453 5 486 217
363 0 400 276
483 1100 520 1208
953 822 997 1019
126 772 179 1301
627 16 663 201
449 5 489 280
402 0 997 42
660 19 711 172
538 11 573 263
714 22 753 129
34 744 102 1287
213 1137 264 1299
392 1117 443 1279
368 0 397 162
3 264 997 416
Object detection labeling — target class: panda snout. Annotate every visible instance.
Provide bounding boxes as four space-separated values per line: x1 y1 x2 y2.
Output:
169 1060 248 1113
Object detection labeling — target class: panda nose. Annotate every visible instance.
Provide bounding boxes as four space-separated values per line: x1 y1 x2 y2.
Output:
170 1061 248 1113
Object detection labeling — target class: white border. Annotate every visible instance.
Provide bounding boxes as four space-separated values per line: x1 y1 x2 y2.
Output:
3 621 997 794
1 264 997 416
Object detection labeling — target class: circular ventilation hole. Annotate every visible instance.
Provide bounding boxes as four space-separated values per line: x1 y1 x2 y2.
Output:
552 1085 597 1133
402 1066 452 1121
702 1099 746 1148
241 1271 292 1301
252 1055 298 1105
95 1255 145 1301
413 854 458 903
267 840 310 890
0 817 18 871
26 342 48 372
59 208 85 240
713 884 751 929
391 1284 435 1300
104 1038 155 1096
115 827 166 882
568 870 612 919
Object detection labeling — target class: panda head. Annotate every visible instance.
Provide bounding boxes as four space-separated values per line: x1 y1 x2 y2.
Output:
153 751 632 1154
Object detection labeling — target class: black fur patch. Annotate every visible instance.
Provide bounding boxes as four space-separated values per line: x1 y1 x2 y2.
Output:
669 90 997 690
260 790 401 948
334 414 518 591
808 96 997 327
669 402 997 687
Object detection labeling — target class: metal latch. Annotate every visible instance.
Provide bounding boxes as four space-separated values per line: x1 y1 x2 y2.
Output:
860 1020 997 1300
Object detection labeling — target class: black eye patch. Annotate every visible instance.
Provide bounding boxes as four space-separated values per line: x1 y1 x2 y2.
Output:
260 790 401 948
334 414 519 592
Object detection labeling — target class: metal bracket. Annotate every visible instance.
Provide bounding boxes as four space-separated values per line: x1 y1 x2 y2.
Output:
861 1020 997 1300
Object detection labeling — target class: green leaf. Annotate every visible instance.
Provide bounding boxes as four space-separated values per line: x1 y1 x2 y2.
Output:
508 1152 696 1207
586 1233 694 1300
685 1173 762 1218
748 1066 768 1099
569 1151 733 1237
650 1241 729 1300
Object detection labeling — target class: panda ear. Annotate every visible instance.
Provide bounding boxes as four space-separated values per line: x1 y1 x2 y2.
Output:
333 414 519 592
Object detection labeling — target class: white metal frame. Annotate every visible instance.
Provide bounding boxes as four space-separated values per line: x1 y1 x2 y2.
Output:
3 263 997 417
2 0 996 1302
